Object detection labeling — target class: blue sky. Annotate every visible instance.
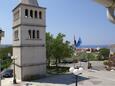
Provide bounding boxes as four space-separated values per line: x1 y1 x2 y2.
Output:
0 0 115 45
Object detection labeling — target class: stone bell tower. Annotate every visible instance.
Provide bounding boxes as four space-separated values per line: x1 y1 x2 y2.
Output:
12 0 46 81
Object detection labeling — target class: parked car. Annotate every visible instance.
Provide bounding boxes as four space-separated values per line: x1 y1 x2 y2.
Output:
2 69 13 78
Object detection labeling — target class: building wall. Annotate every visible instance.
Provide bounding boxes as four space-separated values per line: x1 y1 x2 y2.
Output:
20 26 45 45
20 5 46 26
13 27 21 46
13 48 21 66
13 2 46 81
22 64 46 80
21 47 46 65
13 47 22 80
13 5 46 27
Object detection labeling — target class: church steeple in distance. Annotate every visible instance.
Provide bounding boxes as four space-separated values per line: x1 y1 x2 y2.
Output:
21 0 39 7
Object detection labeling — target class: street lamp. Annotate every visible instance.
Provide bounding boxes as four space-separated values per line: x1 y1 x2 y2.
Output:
94 0 115 24
69 67 84 86
86 50 92 69
7 53 11 59
11 56 17 84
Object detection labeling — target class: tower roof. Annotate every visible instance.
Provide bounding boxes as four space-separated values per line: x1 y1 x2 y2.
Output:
21 0 39 7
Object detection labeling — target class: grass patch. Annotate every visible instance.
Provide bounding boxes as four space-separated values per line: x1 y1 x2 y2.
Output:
47 66 69 74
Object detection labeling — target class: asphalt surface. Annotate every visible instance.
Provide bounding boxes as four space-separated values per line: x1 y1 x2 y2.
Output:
1 61 115 86
58 61 105 70
2 70 115 86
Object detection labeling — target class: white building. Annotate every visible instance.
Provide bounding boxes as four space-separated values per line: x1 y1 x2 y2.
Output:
12 0 46 81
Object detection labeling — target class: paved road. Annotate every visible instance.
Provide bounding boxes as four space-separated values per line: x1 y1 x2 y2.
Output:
59 61 105 71
2 70 115 86
2 61 115 86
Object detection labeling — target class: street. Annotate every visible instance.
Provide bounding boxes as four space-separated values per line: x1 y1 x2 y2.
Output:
1 61 115 86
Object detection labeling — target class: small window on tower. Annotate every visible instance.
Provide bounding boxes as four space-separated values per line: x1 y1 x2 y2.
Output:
37 30 39 39
14 30 19 41
28 30 31 39
35 11 38 18
30 10 33 18
14 11 19 21
39 11 42 19
25 9 28 17
33 30 35 39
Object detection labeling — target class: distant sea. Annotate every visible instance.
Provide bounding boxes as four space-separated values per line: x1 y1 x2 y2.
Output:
79 45 109 49
0 44 109 49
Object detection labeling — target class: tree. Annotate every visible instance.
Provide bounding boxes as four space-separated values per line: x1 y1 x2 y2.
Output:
46 32 53 66
62 41 74 59
52 33 66 68
0 46 12 70
78 52 87 61
98 48 110 60
87 53 96 61
46 32 74 69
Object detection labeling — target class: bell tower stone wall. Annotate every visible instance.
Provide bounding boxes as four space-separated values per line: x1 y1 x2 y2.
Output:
12 0 46 81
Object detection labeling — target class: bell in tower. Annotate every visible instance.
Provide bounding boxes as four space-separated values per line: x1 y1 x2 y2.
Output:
12 0 46 81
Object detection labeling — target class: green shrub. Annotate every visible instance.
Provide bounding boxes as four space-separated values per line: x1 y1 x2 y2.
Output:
103 60 109 65
47 66 69 74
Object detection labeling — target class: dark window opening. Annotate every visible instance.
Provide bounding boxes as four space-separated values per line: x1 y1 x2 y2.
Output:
37 30 39 39
30 10 33 18
28 30 31 39
39 11 42 19
25 9 28 17
14 30 19 40
35 11 38 18
33 30 35 39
